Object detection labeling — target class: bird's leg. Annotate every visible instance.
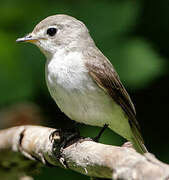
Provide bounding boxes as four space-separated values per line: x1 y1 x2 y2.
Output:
93 124 109 142
49 128 80 149
49 128 80 168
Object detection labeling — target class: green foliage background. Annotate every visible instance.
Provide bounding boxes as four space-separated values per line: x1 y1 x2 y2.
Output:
0 0 169 179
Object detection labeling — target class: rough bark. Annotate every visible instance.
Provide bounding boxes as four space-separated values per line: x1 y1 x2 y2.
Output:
0 125 168 180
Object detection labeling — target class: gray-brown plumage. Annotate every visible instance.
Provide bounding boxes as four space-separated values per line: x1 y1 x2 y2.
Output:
84 46 146 153
16 14 147 154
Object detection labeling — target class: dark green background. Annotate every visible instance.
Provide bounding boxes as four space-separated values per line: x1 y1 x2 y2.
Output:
0 0 169 179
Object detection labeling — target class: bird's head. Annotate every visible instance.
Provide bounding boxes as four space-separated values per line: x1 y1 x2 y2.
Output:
16 14 93 59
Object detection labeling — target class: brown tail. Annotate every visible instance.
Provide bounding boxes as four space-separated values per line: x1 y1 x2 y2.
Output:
130 122 148 154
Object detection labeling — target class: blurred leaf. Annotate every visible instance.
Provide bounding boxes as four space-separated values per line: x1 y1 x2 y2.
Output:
76 0 141 40
121 39 166 88
0 31 35 105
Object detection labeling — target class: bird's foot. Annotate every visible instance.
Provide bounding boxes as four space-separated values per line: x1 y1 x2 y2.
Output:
49 128 80 149
49 128 80 168
93 124 109 142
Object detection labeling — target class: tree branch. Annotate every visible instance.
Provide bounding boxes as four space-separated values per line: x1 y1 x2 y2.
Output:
0 125 168 180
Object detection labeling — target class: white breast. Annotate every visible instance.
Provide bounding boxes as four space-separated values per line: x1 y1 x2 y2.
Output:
46 49 90 91
45 48 131 139
46 48 106 122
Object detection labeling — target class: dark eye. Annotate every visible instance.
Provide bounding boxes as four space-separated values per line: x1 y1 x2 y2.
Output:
47 27 57 36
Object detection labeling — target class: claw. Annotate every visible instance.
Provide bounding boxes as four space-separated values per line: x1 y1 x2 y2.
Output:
49 129 61 143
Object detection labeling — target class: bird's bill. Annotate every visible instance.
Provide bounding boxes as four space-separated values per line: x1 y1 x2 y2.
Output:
16 34 42 43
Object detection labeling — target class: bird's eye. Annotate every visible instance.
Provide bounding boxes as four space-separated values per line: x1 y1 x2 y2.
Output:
47 27 57 36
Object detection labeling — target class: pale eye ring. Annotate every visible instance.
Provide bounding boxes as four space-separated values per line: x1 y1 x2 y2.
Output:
46 27 57 36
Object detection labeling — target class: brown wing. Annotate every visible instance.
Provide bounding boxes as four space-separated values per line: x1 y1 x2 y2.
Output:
84 47 144 142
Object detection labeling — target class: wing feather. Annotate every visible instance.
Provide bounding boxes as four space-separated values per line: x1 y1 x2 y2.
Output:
84 47 144 143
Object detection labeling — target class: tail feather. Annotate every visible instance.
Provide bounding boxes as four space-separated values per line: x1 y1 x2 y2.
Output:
130 122 148 154
131 135 148 154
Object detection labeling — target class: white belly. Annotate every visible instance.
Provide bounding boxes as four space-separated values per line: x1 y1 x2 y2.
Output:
45 50 132 139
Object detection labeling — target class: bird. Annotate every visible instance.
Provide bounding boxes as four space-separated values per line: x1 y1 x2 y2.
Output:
16 14 147 153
